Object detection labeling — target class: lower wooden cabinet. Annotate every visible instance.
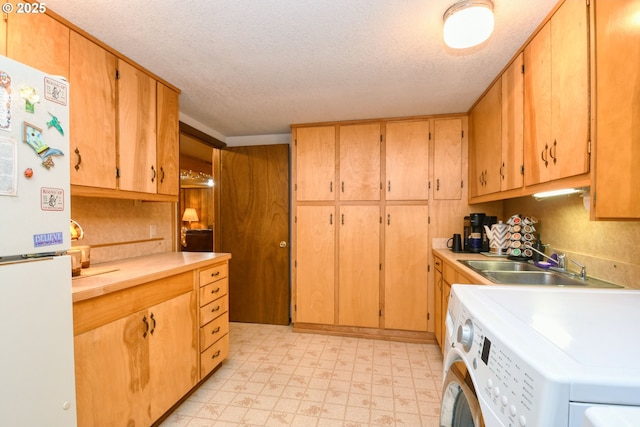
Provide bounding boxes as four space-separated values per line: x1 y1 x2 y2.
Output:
198 262 230 379
73 274 197 427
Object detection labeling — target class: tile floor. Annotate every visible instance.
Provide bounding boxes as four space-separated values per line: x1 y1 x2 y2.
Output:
160 322 444 427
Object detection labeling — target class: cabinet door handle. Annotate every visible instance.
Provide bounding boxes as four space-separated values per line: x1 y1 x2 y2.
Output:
160 166 165 183
74 148 82 171
329 181 333 193
329 213 333 225
550 140 557 165
211 287 221 294
341 181 345 192
142 315 149 338
150 313 156 335
151 165 156 182
211 326 221 335
436 178 440 191
500 162 505 180
541 144 549 167
211 350 221 359
211 305 221 313
211 271 220 277
387 180 391 192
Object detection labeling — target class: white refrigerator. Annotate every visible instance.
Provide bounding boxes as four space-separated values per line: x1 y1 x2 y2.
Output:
0 55 77 426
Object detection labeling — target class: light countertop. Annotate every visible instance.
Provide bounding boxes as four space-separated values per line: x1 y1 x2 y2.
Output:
71 252 231 302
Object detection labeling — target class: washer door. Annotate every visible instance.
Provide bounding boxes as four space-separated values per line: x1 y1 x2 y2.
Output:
440 362 485 427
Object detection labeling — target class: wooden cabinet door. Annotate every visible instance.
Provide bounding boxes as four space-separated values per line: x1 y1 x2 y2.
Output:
338 205 380 328
156 83 180 196
339 123 380 200
470 80 502 197
384 205 429 331
433 118 463 200
386 121 429 200
295 126 336 201
593 0 640 219
75 311 151 427
148 292 197 420
6 13 69 77
524 0 589 185
501 53 524 191
69 31 117 189
118 59 157 193
549 0 589 181
295 205 335 324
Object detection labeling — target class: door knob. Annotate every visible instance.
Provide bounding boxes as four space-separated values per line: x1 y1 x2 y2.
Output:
279 241 287 248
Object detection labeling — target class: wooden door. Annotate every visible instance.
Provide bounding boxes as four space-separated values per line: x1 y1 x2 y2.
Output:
149 292 197 420
594 0 640 218
524 22 552 186
7 13 69 77
470 80 502 197
69 31 117 189
118 59 157 193
384 205 429 331
338 205 380 328
74 311 151 427
433 118 462 200
295 205 335 324
156 83 180 196
220 144 290 324
339 123 381 200
295 126 336 201
501 53 524 191
549 0 589 181
386 121 430 200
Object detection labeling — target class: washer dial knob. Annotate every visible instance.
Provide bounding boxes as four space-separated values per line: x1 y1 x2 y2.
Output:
457 319 474 352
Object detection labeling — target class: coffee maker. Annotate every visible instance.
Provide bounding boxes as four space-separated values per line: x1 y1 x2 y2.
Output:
467 213 485 253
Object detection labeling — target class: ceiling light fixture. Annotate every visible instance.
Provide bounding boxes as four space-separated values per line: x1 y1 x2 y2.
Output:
443 0 495 49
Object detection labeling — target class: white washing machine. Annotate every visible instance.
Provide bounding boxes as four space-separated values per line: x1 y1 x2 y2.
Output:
440 285 640 427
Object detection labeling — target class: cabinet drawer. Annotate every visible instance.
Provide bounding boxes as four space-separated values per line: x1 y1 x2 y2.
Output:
200 311 229 351
199 278 228 307
200 296 228 326
201 333 229 377
199 263 228 286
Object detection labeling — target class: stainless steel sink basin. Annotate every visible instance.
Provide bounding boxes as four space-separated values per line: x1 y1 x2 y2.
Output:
483 271 586 286
458 259 622 288
458 259 542 272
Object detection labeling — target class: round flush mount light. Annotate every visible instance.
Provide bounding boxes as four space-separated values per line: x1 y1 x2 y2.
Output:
443 0 495 49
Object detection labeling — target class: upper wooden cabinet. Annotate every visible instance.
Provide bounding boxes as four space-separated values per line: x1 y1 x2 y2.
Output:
295 126 336 201
339 123 381 201
385 121 429 200
500 53 524 191
470 79 502 197
69 31 118 189
592 0 640 219
156 82 180 196
118 59 158 194
433 118 463 200
523 0 589 185
6 13 69 77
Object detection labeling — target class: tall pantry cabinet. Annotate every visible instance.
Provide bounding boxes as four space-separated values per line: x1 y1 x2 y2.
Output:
293 117 457 339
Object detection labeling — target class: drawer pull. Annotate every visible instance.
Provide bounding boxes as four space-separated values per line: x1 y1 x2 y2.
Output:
211 305 221 313
211 271 220 277
211 350 221 359
211 326 221 335
211 287 221 294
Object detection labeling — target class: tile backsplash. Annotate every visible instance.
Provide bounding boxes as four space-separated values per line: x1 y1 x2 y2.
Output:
503 193 640 289
71 196 175 264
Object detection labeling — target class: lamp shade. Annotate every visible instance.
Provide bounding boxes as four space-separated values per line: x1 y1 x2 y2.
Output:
443 0 494 49
182 208 199 222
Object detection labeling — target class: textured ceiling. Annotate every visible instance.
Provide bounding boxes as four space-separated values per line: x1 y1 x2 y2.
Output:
46 0 558 138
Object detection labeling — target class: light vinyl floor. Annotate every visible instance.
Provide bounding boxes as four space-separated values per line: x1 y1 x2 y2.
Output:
160 322 444 427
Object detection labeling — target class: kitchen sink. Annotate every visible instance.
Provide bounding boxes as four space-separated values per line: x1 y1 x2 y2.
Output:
459 260 542 272
458 259 622 288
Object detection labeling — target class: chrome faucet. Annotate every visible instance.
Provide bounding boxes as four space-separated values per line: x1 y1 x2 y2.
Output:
524 244 560 266
524 244 587 280
570 259 587 280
